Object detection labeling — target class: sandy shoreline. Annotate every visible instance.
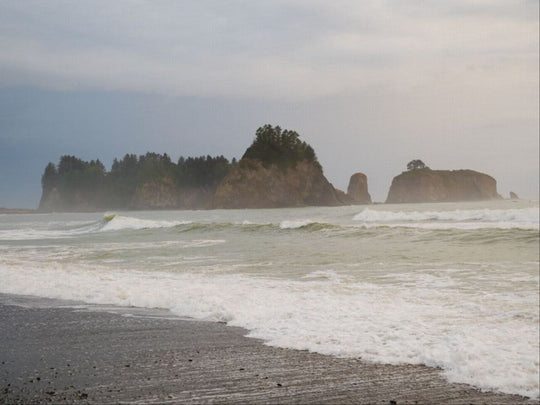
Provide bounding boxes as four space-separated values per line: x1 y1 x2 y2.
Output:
0 294 537 404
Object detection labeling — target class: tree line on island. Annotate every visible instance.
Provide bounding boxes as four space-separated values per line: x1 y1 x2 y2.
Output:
41 153 236 210
242 125 321 170
39 124 504 211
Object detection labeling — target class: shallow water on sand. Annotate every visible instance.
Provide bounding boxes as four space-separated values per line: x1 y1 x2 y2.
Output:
1 200 538 398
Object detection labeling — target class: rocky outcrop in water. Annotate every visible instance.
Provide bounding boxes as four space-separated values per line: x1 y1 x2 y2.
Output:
213 159 344 209
346 173 371 204
385 169 502 203
509 191 519 200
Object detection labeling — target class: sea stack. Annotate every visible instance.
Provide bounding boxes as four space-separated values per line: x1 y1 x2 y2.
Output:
213 159 342 208
346 173 371 204
213 124 343 208
386 168 502 203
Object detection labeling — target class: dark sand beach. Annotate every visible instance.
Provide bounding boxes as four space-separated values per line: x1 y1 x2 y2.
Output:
1 295 537 404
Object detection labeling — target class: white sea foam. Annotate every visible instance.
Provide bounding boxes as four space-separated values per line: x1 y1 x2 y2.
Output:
0 221 102 240
353 208 539 230
301 269 352 283
279 219 314 229
1 261 538 398
101 215 191 232
0 215 192 240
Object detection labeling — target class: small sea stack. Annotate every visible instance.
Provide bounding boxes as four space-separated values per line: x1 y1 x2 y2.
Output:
346 173 371 204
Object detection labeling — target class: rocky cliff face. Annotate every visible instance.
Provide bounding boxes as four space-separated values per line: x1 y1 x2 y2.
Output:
347 173 371 204
129 177 182 209
129 177 215 210
385 169 502 203
213 159 344 209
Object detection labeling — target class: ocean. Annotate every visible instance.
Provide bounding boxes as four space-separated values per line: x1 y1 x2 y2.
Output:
1 200 538 398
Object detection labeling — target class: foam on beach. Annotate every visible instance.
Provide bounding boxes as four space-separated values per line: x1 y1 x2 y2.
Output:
0 261 538 398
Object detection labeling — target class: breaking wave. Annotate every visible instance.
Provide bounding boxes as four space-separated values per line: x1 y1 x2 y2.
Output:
353 207 539 230
101 215 191 232
2 205 538 243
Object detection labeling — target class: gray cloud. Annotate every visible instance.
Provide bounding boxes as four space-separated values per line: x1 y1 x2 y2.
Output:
1 1 537 99
0 0 538 206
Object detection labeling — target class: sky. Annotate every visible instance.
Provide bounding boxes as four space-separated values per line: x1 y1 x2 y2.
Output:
0 0 538 208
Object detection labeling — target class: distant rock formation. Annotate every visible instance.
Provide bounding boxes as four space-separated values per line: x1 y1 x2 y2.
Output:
386 169 502 203
37 126 374 211
346 173 372 204
509 191 519 200
213 159 343 208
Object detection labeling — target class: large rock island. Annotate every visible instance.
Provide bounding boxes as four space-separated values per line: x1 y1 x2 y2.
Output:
386 164 502 204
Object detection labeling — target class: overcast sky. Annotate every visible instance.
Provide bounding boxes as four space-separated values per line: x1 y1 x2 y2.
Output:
1 0 538 208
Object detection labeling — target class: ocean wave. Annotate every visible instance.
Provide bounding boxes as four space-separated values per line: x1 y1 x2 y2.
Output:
353 208 539 230
2 205 538 242
279 219 315 229
0 220 103 241
100 215 192 232
0 215 335 241
279 220 340 231
0 215 195 240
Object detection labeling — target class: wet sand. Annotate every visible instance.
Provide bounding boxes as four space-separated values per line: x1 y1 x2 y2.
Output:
1 295 537 404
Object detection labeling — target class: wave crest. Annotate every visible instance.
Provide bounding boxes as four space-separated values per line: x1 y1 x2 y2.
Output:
101 215 191 232
353 208 539 230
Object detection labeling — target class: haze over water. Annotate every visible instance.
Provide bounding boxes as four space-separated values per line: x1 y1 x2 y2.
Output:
1 199 539 398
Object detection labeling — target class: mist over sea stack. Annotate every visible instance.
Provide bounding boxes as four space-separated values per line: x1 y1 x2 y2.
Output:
38 154 232 211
